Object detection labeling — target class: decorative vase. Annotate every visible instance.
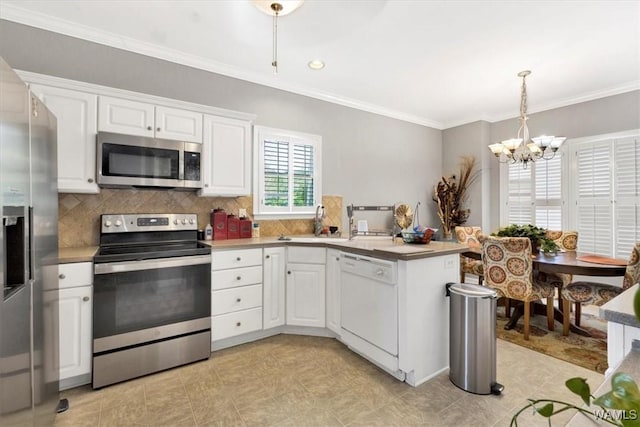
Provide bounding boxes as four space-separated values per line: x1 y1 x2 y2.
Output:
443 230 452 241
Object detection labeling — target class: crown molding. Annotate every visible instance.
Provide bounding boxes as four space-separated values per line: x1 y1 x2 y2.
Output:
0 3 445 130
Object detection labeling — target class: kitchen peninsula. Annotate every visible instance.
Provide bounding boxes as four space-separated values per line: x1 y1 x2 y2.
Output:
58 237 466 388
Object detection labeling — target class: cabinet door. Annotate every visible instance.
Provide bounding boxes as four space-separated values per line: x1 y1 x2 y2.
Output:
286 263 325 327
98 96 154 137
326 249 341 335
30 85 99 193
199 115 251 196
263 247 286 329
155 106 203 143
58 286 92 381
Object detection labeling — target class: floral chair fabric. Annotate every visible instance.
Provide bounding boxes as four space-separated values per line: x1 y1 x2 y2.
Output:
560 241 640 335
455 226 485 284
482 237 555 340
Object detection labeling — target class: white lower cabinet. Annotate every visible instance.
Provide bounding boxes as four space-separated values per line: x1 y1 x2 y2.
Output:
211 249 263 342
263 247 286 329
325 249 341 335
57 262 93 387
286 247 326 328
58 286 92 382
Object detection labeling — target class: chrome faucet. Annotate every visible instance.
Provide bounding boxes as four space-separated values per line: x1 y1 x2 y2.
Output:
314 205 325 236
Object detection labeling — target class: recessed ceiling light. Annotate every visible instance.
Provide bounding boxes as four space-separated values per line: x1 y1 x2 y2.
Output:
308 60 325 70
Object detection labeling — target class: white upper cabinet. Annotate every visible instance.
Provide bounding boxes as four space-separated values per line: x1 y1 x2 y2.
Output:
98 96 203 143
198 114 252 197
30 85 99 194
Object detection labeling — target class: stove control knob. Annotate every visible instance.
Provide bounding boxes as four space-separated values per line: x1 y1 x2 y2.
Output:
114 220 122 227
189 218 195 225
104 220 112 227
182 218 187 225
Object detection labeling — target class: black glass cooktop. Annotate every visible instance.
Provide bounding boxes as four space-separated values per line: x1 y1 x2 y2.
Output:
95 241 210 263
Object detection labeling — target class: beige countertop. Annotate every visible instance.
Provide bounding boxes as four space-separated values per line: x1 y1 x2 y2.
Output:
600 284 640 328
57 236 467 264
58 246 99 264
201 236 467 261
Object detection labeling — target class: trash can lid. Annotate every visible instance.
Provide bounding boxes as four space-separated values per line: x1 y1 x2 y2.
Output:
448 283 497 298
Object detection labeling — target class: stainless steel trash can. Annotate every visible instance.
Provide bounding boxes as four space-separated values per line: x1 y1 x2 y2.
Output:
447 283 503 395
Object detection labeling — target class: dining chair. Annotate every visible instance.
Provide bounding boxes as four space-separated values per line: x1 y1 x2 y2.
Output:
455 226 485 285
535 230 579 326
560 241 640 336
482 236 555 340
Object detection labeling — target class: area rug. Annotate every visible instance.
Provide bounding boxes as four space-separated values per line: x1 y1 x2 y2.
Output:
496 307 608 374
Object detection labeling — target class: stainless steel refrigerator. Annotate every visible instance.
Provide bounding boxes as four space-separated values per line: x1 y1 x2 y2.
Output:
0 56 65 426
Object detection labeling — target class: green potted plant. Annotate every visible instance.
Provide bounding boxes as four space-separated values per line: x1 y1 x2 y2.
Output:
540 238 560 256
493 224 549 254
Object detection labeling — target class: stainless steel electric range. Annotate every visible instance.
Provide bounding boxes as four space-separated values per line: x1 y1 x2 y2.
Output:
92 213 211 389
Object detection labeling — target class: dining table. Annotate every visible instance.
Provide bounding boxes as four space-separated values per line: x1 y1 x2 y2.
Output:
462 248 627 336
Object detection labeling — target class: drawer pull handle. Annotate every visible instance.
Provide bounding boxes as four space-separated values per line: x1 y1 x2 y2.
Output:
287 271 291 275
82 296 90 302
236 298 241 303
147 126 152 131
157 127 161 132
236 322 242 327
236 257 241 261
336 257 340 261
88 178 94 183
265 255 270 259
236 276 242 281
59 274 65 279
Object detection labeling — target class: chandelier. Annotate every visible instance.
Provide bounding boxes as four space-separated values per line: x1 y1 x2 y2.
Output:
253 1 304 73
488 70 566 168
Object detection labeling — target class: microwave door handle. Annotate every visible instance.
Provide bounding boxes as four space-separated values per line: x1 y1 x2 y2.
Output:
178 148 184 181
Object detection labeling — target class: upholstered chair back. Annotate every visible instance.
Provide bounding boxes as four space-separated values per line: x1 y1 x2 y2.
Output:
545 230 578 251
482 237 538 301
623 241 640 290
455 226 484 248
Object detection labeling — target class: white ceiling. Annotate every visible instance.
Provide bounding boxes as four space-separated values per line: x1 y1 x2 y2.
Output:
2 0 639 129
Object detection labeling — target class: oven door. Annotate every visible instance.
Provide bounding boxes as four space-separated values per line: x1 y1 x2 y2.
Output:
93 254 211 352
97 132 185 188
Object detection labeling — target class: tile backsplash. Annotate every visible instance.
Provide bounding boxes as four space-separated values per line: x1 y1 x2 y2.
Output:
58 189 343 248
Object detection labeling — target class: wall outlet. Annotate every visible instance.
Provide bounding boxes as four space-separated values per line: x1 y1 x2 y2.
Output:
444 257 456 270
239 208 247 218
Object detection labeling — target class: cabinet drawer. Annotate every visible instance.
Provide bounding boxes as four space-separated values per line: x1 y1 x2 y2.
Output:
212 307 262 341
212 284 262 316
59 262 93 289
212 266 262 290
287 247 326 264
212 248 262 270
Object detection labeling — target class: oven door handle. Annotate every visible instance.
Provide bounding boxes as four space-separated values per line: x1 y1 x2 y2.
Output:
94 254 211 275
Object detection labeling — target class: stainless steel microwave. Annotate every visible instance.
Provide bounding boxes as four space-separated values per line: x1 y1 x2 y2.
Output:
97 132 202 189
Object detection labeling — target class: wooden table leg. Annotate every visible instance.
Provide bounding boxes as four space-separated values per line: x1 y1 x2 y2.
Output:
503 301 592 337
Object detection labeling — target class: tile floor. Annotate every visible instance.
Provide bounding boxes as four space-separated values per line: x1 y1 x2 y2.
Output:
54 335 603 427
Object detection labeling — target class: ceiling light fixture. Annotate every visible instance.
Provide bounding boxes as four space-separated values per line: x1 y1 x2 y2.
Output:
488 70 566 169
253 0 304 74
308 59 325 70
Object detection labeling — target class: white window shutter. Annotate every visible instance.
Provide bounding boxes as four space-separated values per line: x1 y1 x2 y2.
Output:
614 136 640 258
507 162 532 225
534 153 562 229
575 140 613 256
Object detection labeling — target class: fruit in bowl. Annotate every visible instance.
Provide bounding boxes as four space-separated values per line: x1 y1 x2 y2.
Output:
401 228 434 244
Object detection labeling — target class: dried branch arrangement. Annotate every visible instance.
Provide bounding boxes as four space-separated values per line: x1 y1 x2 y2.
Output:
433 156 480 237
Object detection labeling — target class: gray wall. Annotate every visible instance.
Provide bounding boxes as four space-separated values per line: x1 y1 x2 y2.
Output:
0 20 442 231
445 91 640 233
442 121 492 232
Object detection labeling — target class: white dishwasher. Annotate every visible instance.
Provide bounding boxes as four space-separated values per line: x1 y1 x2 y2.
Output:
340 253 399 372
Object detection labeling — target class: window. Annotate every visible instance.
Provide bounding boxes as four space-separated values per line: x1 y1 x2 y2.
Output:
253 126 322 218
504 153 562 230
572 135 639 258
501 130 640 258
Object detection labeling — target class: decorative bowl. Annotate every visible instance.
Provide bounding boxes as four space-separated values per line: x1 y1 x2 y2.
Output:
401 229 434 244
